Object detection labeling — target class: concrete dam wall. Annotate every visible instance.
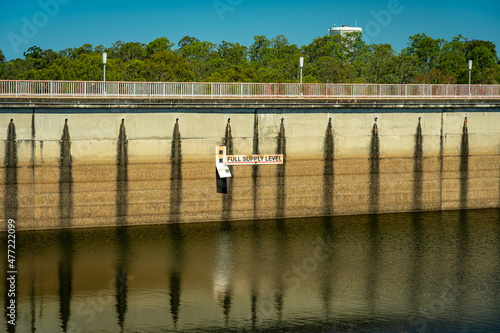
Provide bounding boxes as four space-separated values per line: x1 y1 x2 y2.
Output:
2 100 500 230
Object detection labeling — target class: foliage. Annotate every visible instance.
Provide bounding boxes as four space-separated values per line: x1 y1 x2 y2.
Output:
0 34 498 84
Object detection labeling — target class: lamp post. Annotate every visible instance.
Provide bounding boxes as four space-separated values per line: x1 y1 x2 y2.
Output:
299 56 304 84
468 59 472 96
103 52 107 82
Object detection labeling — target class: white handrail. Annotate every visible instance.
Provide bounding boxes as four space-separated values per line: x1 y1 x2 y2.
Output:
0 80 499 99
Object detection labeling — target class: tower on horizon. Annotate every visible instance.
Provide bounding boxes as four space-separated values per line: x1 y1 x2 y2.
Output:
328 24 362 37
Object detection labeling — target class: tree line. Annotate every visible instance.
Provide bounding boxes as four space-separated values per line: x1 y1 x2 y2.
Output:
0 33 499 84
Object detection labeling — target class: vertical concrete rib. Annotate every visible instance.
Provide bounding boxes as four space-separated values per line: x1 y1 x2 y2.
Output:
323 118 335 216
252 111 259 219
4 119 17 333
439 112 444 210
4 119 18 222
222 119 233 221
116 119 128 226
59 119 73 228
459 117 469 210
413 117 423 211
369 119 380 214
170 119 182 223
276 118 286 219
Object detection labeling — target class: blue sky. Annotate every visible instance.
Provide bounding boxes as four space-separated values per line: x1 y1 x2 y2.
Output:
1 0 499 60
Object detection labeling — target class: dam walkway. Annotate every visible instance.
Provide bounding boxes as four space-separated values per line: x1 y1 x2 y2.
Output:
1 80 499 100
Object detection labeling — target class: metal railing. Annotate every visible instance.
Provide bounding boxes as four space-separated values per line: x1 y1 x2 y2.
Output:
1 80 499 99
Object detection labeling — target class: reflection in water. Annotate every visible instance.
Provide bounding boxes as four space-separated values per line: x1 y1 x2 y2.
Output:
30 270 35 333
457 209 469 319
213 222 233 328
250 221 261 330
366 214 380 317
9 211 500 332
58 230 74 332
319 217 335 326
168 223 184 330
114 227 129 332
410 211 425 320
273 220 286 326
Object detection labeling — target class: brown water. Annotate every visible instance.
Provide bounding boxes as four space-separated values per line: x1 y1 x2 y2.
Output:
2 210 500 332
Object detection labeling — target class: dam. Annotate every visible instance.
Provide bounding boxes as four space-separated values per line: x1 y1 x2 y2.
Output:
1 81 500 332
1 81 500 230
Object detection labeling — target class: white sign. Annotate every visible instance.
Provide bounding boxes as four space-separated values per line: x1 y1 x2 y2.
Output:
216 145 284 166
226 154 283 165
215 146 232 178
216 163 232 178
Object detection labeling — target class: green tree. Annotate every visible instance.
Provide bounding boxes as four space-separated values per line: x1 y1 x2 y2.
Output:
1 58 36 79
249 35 272 62
310 56 354 83
146 37 174 57
1 34 499 84
302 35 344 63
124 60 147 81
207 65 256 82
217 41 248 66
404 33 444 74
144 51 195 81
255 67 284 82
438 36 468 83
116 42 145 62
178 36 200 49
363 44 398 83
64 53 103 81
481 65 500 84
179 40 216 62
392 53 418 84
466 40 499 83
24 46 43 59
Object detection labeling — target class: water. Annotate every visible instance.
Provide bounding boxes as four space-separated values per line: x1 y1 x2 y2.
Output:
2 210 500 332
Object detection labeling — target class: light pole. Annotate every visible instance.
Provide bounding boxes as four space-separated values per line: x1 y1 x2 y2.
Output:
299 56 304 84
468 59 472 96
103 52 107 82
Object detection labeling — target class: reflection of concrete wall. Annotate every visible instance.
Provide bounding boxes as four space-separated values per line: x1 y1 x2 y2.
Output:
1 103 500 229
4 214 499 331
